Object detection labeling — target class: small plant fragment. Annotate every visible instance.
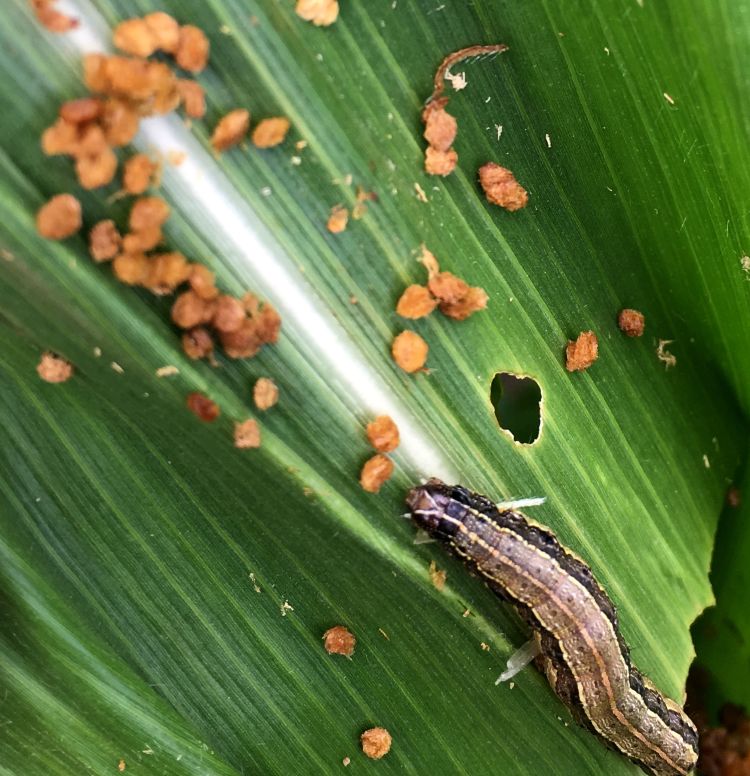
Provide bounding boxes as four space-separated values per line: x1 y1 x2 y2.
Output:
36 194 82 239
478 163 528 211
30 0 78 33
234 419 261 449
366 415 400 453
359 454 394 493
211 109 250 152
421 44 508 176
36 352 73 383
618 308 645 337
89 220 122 262
253 377 279 411
118 759 126 772
327 205 349 234
392 330 428 373
429 560 446 591
360 727 392 760
565 331 598 372
656 339 677 369
295 0 339 27
322 625 356 657
252 117 291 148
186 391 220 422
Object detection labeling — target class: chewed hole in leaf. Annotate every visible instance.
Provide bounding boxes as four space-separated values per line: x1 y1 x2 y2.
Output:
490 372 542 445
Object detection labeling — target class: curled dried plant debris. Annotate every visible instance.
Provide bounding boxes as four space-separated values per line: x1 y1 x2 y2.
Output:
421 44 508 176
360 727 392 760
253 377 279 410
36 194 82 239
359 454 394 494
37 352 73 383
252 117 291 149
211 109 250 152
618 308 645 337
366 415 400 453
565 330 598 372
295 0 339 27
234 418 261 449
478 162 528 211
429 559 447 591
326 205 349 234
656 338 676 369
322 625 356 657
186 391 220 422
392 330 428 373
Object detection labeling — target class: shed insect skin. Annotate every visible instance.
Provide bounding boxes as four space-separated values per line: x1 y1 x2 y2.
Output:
406 478 698 776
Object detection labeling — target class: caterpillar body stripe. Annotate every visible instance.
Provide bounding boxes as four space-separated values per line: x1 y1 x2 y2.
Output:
406 479 698 776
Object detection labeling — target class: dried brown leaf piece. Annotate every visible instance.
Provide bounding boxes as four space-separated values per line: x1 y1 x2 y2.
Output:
391 330 428 373
37 352 73 383
322 626 356 657
366 415 400 453
211 109 250 152
478 162 528 211
253 377 279 410
234 419 261 448
186 391 220 422
360 727 392 759
36 194 82 239
359 454 394 493
396 285 437 319
89 219 121 262
295 0 339 26
252 117 291 148
176 25 210 73
565 331 598 372
618 308 645 337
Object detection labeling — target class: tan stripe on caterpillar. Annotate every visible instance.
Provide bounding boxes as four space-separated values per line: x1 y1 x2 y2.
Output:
406 479 697 776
